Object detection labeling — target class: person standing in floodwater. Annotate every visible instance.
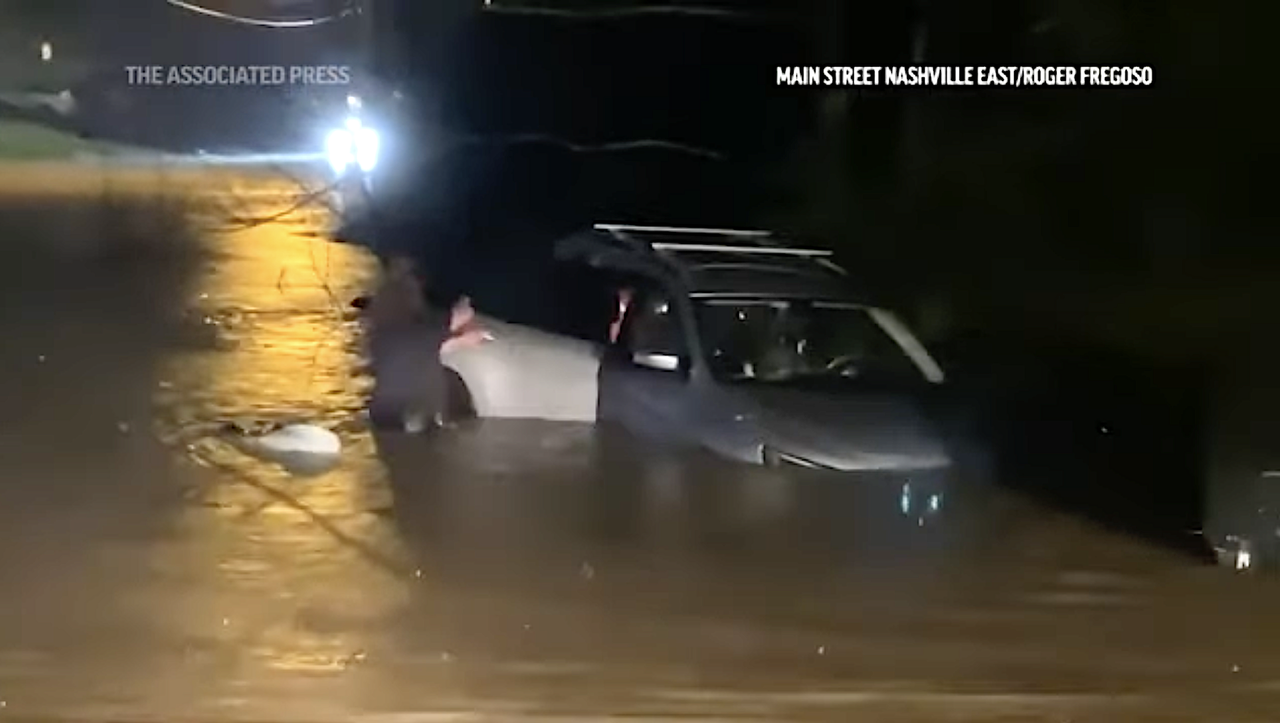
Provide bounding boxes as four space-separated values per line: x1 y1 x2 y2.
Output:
364 255 453 432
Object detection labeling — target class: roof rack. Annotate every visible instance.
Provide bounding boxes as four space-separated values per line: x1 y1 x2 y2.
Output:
592 223 834 258
650 242 833 257
593 223 772 238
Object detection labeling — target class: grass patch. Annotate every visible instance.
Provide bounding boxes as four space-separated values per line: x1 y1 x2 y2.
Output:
0 119 151 160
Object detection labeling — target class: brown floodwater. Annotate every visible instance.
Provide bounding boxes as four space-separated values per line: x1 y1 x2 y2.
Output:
0 165 1279 722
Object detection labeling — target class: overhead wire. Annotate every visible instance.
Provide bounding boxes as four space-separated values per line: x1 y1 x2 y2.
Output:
454 133 726 160
163 0 358 28
160 0 736 158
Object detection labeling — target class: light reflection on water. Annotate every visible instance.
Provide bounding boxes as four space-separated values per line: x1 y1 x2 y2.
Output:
161 217 371 425
150 216 407 681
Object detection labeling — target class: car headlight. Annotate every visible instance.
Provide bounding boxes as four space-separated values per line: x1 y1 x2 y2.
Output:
1214 535 1256 571
326 117 379 174
899 480 944 520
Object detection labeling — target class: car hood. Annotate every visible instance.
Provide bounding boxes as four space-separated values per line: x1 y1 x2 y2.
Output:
742 385 951 472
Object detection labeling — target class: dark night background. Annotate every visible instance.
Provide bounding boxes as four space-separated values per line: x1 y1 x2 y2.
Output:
0 0 1269 545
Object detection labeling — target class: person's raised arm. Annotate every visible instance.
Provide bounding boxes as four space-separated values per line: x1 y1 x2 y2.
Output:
450 296 476 334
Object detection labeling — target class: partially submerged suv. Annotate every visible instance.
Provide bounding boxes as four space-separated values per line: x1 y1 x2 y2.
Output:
441 224 955 516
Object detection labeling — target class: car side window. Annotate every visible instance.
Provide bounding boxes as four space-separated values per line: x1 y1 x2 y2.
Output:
623 293 687 358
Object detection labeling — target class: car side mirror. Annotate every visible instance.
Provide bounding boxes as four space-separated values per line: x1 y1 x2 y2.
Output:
632 351 682 372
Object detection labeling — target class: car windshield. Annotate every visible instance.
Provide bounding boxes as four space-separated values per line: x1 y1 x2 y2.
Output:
695 298 940 385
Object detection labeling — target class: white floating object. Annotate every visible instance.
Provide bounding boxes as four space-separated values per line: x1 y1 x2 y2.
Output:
221 422 342 476
252 423 342 456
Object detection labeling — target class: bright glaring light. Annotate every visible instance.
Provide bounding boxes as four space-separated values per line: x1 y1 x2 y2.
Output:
355 125 379 172
326 117 379 174
40 41 52 61
326 128 353 173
